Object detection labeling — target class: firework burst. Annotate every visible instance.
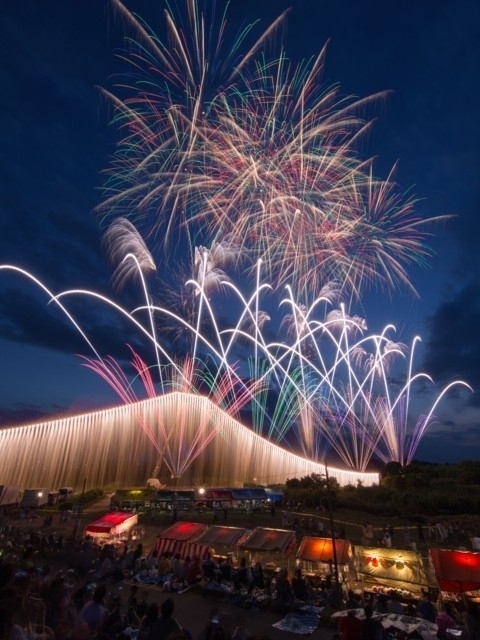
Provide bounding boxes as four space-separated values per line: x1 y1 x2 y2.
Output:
97 1 446 302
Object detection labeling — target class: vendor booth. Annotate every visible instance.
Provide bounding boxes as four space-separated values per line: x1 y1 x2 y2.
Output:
195 525 250 560
109 488 156 511
204 487 283 511
351 545 428 598
296 536 352 581
239 527 296 569
430 548 480 593
154 490 196 511
151 521 209 560
84 511 138 543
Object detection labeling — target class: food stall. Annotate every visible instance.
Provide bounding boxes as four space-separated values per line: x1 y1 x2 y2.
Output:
84 511 139 544
296 536 352 583
430 548 480 601
351 545 428 599
151 520 209 560
238 527 297 570
195 525 250 561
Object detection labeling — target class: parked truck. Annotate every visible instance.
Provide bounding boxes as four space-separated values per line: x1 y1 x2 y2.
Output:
58 487 75 502
0 484 20 510
20 488 50 510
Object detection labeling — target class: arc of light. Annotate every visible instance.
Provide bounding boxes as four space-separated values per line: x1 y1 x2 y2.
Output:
185 274 277 398
122 252 164 389
403 380 473 467
0 265 103 361
53 289 185 382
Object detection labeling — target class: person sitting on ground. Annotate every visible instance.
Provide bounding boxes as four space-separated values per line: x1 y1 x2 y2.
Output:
146 550 159 571
186 555 203 585
136 602 159 640
179 556 191 584
199 608 230 640
0 603 28 640
219 557 234 582
202 553 217 582
291 567 308 602
250 561 265 591
273 568 293 612
154 597 183 640
133 543 144 567
372 593 388 614
234 557 251 591
136 589 150 618
127 584 138 613
158 552 172 577
171 553 183 581
386 591 404 615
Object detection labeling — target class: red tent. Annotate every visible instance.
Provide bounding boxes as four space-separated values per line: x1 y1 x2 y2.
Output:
159 521 207 542
84 512 138 540
152 521 209 560
195 525 249 547
297 537 351 564
240 527 296 555
430 549 480 592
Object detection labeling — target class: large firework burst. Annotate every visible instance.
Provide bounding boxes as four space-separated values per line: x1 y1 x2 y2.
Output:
98 0 444 301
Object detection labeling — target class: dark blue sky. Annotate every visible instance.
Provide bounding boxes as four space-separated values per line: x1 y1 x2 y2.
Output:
1 0 479 464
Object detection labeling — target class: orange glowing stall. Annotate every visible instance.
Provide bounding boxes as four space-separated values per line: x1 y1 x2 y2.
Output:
296 536 352 579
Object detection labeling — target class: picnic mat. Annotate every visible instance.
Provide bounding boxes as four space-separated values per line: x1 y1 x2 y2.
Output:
272 607 323 634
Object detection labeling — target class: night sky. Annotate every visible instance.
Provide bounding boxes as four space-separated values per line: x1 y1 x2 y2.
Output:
1 0 479 464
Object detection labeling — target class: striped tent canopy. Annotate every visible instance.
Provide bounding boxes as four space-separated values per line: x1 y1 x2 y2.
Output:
152 521 209 560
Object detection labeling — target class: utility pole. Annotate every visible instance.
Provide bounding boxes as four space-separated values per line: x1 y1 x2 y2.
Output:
74 478 87 540
325 465 341 605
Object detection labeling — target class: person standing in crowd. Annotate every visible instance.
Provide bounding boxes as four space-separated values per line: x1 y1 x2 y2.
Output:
339 609 362 640
154 597 184 640
417 591 437 623
418 522 426 544
250 561 265 591
77 584 107 634
436 603 457 640
136 602 159 640
361 605 382 640
291 567 308 603
463 600 480 640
